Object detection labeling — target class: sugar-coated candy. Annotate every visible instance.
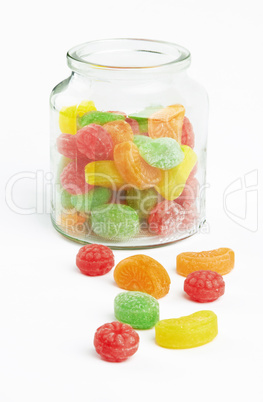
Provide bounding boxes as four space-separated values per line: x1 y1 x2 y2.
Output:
184 270 225 302
94 321 139 362
126 187 158 219
114 255 170 299
85 161 126 189
57 157 72 182
138 137 185 170
91 204 139 240
156 145 197 200
57 133 85 159
114 291 159 329
71 187 112 213
58 210 86 228
76 124 113 160
103 120 133 147
155 311 218 349
181 116 195 148
176 248 235 277
179 201 198 230
133 135 151 148
125 118 140 135
148 200 184 236
148 104 185 142
176 176 199 206
60 160 93 195
114 141 162 190
60 189 74 209
129 105 163 133
78 111 125 129
76 244 114 276
59 101 96 135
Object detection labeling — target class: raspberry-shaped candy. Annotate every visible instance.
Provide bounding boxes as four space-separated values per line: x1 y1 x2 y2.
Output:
94 321 139 362
57 133 86 159
76 124 113 160
181 116 195 149
179 201 198 230
148 200 184 236
60 160 92 195
76 244 114 276
176 176 199 206
184 270 225 302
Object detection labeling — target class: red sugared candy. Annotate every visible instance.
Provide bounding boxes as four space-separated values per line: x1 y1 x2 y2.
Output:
181 117 195 149
125 117 140 135
57 133 85 159
184 270 225 302
60 160 92 195
176 176 199 206
94 321 139 362
76 244 114 276
76 124 113 160
148 200 184 235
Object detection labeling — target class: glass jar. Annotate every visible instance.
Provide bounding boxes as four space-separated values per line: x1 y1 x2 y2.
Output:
50 39 208 248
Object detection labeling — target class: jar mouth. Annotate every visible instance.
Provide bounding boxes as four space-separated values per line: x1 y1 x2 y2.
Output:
67 38 191 73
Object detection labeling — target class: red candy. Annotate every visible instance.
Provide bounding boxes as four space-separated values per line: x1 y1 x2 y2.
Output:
76 124 113 160
57 133 85 159
76 244 114 276
184 270 225 302
60 160 92 195
148 200 184 235
181 117 195 149
176 176 199 206
94 321 139 362
125 117 140 135
179 201 198 229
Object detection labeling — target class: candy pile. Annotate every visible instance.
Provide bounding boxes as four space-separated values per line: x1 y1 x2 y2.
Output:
75 245 235 361
56 101 199 241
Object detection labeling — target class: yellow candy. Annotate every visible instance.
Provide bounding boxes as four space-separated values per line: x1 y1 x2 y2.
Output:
85 161 126 189
59 100 96 135
155 145 197 200
155 311 218 349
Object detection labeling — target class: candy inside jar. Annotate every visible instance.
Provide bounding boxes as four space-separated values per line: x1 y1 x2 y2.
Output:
50 39 208 248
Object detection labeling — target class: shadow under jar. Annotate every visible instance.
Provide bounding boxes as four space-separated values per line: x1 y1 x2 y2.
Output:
50 39 208 249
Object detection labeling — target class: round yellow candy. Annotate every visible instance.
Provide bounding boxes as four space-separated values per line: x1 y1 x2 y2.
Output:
59 100 96 135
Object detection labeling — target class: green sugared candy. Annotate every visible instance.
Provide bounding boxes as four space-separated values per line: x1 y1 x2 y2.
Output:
78 111 125 129
126 187 158 219
114 291 159 329
61 189 74 209
71 187 112 213
128 105 162 133
133 135 151 148
138 137 185 170
91 204 139 240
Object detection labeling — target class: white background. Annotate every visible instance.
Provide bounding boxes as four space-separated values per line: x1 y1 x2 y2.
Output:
1 0 263 401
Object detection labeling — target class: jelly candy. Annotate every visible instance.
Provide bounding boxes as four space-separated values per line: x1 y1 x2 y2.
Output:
184 270 225 302
60 160 92 195
181 116 195 149
148 200 184 236
155 311 218 349
148 104 185 142
78 111 125 129
85 161 126 189
138 137 184 170
179 201 198 230
126 187 158 219
114 291 159 329
57 156 71 182
176 176 199 206
133 135 151 148
125 118 140 135
58 211 86 228
176 248 235 277
76 124 113 161
61 189 74 209
128 105 163 133
71 187 112 213
91 204 140 240
156 145 197 200
114 141 162 190
59 101 96 135
94 321 139 362
114 255 171 299
76 244 114 276
57 133 85 159
103 120 133 147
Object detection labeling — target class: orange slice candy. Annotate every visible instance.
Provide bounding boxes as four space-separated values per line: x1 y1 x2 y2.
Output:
58 211 86 228
103 120 134 147
148 104 185 142
114 141 162 190
114 255 171 299
176 248 235 277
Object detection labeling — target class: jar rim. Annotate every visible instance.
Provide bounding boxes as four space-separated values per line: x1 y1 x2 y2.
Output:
67 38 191 74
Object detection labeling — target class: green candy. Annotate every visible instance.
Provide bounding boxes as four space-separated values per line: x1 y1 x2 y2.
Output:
71 187 112 213
138 137 185 170
126 187 158 219
61 189 74 209
91 204 139 240
128 105 162 133
133 135 151 148
78 111 125 129
114 291 159 329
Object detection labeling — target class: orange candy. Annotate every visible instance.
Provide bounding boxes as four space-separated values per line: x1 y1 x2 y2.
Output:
58 211 86 229
148 104 185 142
114 255 171 299
103 120 134 147
114 141 162 190
176 248 235 277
